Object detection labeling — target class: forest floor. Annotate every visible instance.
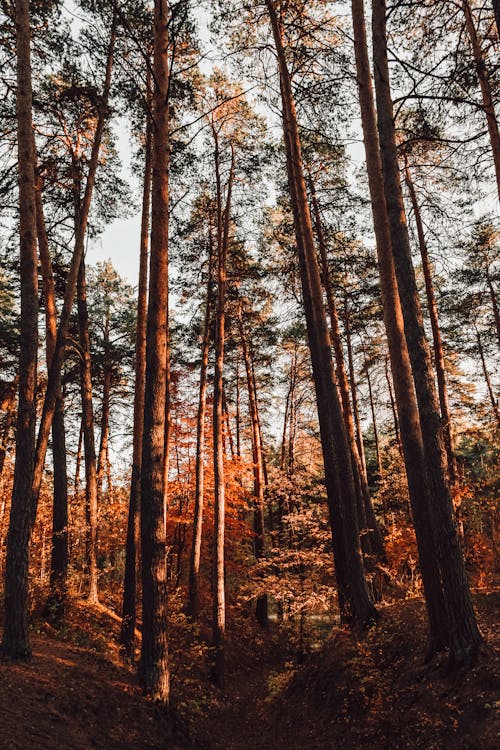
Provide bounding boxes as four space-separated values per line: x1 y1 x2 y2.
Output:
0 591 498 749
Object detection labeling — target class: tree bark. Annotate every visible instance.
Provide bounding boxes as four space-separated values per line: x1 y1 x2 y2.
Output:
266 0 375 627
238 304 268 627
120 96 152 657
309 173 382 557
139 0 170 703
352 0 448 653
373 0 482 664
2 0 39 659
77 260 99 605
476 327 500 425
187 224 214 619
212 134 235 688
35 176 69 619
463 0 500 202
404 160 457 484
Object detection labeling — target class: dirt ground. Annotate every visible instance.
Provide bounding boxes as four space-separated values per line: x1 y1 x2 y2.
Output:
0 593 498 749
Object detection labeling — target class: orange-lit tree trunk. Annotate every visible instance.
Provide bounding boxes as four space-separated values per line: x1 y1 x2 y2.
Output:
212 135 235 688
187 225 214 619
404 160 457 484
237 304 268 627
139 0 170 703
352 0 448 653
2 0 39 659
373 0 482 664
35 178 69 619
266 0 375 627
120 99 152 657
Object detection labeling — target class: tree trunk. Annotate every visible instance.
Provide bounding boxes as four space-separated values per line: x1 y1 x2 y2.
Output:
187 227 214 619
139 0 170 704
476 327 500 425
463 0 500 202
77 260 99 605
266 0 376 627
36 177 69 619
404 160 457 484
212 135 235 688
352 0 448 653
373 0 482 664
97 320 111 502
363 351 381 480
120 93 151 657
238 305 268 627
308 174 378 555
29 12 116 509
2 0 39 659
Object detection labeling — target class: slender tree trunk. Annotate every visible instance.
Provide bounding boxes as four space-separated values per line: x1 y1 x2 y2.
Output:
266 0 375 627
97 322 111 501
476 327 500 425
373 0 482 664
19 12 117 585
352 0 448 653
77 260 99 605
212 136 235 688
463 0 500 202
404 161 457 484
36 178 69 618
384 356 401 451
363 352 381 480
139 0 170 704
2 0 39 658
238 305 268 627
309 174 384 558
187 230 214 619
235 356 241 458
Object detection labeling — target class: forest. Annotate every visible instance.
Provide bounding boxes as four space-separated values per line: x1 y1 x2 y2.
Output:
0 0 498 748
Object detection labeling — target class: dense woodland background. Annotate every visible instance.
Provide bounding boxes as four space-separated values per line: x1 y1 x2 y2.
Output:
0 0 498 747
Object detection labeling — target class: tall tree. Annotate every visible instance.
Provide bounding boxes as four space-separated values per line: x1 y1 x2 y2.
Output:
139 0 170 703
120 84 152 658
2 0 39 658
372 0 483 664
351 0 449 653
265 0 376 627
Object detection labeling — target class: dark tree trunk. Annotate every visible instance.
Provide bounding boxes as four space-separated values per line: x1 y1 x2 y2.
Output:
139 0 170 704
187 227 214 619
373 0 482 664
238 305 268 627
119 102 151 657
309 173 384 558
404 160 457 485
2 0 39 659
352 0 448 653
36 179 69 619
77 260 99 605
20 11 117 592
266 0 376 627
